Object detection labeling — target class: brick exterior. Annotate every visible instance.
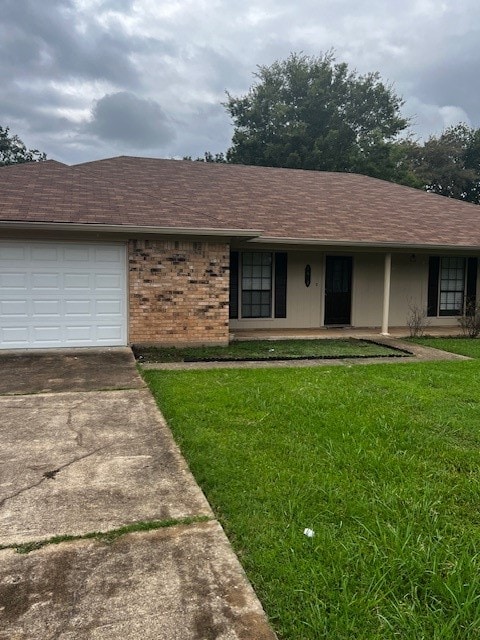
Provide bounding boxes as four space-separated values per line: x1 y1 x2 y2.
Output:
128 239 230 346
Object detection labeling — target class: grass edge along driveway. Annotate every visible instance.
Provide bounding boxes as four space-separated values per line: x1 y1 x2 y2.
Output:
144 342 480 640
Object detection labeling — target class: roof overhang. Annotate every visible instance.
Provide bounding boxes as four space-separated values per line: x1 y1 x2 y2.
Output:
1 223 479 252
246 236 480 252
0 221 262 240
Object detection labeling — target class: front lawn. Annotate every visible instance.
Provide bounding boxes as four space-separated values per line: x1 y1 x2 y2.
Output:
409 336 480 359
144 359 480 639
134 338 405 362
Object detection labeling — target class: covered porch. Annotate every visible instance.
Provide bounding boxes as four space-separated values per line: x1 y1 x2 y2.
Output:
230 325 465 341
229 248 479 339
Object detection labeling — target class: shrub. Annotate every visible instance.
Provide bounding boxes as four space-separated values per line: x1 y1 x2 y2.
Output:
458 299 480 338
407 301 430 337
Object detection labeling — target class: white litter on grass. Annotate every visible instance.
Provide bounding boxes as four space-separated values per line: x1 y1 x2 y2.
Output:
303 528 315 538
269 348 275 352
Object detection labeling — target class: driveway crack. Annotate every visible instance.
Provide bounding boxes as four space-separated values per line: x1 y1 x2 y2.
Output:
0 446 109 509
64 397 94 448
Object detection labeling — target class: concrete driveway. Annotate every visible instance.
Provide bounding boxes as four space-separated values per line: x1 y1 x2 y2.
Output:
0 348 276 639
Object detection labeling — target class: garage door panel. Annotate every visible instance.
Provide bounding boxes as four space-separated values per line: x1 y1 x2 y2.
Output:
0 241 127 349
65 326 93 341
32 273 60 289
33 326 62 342
97 325 123 340
1 273 27 289
33 300 61 316
31 246 59 261
95 273 123 289
96 300 122 315
95 246 124 262
1 327 29 344
0 300 28 316
1 246 25 260
63 246 91 261
65 300 92 315
64 273 91 289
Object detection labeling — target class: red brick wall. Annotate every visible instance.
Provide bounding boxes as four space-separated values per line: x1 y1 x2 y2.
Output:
128 239 230 346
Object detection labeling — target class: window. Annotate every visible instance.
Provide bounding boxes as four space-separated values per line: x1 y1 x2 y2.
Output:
229 251 288 319
428 256 478 317
241 252 272 318
439 257 465 315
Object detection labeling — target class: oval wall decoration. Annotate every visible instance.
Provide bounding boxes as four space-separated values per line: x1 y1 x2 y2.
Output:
305 264 311 287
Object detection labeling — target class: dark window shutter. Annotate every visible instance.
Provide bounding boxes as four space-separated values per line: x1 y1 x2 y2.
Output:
229 251 239 319
427 257 440 317
467 257 478 313
274 252 288 318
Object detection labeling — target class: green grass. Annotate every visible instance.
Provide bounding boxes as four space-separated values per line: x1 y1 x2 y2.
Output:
0 516 212 554
144 360 480 639
134 338 405 362
409 336 480 359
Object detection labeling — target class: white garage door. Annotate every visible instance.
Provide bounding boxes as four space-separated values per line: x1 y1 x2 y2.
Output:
0 241 127 349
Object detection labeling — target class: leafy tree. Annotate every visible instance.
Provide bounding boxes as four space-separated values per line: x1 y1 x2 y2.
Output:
404 124 480 203
183 151 227 163
385 137 426 189
198 151 227 163
0 126 47 166
224 52 409 179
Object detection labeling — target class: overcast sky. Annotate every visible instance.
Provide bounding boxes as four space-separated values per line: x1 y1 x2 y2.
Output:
2 0 480 165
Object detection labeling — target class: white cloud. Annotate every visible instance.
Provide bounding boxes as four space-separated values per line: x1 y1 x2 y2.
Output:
404 98 472 139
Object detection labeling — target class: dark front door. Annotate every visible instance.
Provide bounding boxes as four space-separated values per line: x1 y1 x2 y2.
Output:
324 256 352 325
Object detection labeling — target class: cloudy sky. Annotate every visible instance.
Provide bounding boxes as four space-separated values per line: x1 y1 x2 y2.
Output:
2 0 480 165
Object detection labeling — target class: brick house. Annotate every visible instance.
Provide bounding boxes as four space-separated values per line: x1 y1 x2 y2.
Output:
1 156 479 349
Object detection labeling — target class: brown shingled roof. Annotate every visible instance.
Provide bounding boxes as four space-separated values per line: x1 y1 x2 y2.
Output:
2 156 480 248
0 159 243 232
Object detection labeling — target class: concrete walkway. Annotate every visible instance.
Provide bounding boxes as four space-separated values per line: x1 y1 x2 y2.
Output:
0 348 276 639
141 336 470 371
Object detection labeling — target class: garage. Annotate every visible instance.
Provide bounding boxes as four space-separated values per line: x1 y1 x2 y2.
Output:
0 241 127 349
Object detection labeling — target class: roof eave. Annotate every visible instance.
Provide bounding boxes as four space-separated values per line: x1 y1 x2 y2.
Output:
1 223 479 252
0 221 262 240
246 236 480 251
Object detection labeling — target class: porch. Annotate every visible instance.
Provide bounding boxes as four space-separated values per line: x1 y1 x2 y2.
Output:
230 326 464 341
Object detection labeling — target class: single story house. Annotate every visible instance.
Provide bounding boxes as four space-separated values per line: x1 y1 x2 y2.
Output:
1 156 479 350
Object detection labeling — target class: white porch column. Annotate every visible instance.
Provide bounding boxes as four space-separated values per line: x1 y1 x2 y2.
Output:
381 253 392 335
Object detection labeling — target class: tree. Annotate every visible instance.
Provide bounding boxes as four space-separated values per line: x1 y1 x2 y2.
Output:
0 126 47 166
183 151 227 163
403 124 480 204
224 52 409 179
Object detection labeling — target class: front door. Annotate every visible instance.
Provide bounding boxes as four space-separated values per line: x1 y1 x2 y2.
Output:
324 256 352 325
